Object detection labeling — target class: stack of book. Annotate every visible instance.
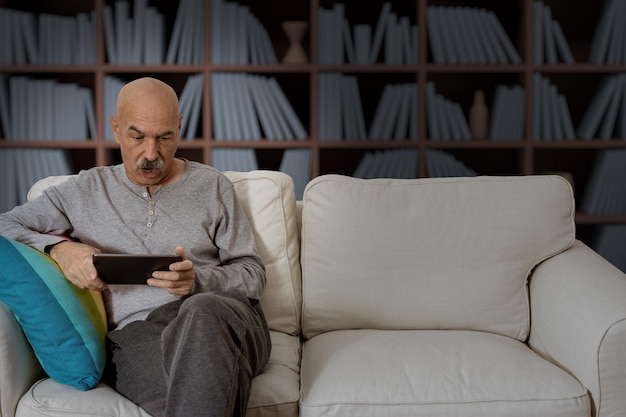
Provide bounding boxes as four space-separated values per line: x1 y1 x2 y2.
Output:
583 148 626 274
165 0 203 65
0 75 95 141
0 148 73 213
353 149 418 179
211 148 259 172
211 148 311 199
211 73 306 141
178 74 204 140
532 74 575 141
104 0 169 65
426 5 521 65
426 82 472 141
318 73 366 141
211 0 277 65
319 2 418 65
369 83 419 141
278 149 311 200
576 73 626 140
426 149 477 177
589 0 626 64
103 76 125 140
0 7 95 65
533 1 574 64
581 149 626 216
489 84 526 140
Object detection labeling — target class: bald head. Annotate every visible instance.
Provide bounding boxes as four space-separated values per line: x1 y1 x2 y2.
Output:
116 77 180 118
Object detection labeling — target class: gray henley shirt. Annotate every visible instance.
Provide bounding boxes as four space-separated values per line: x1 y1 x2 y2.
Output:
0 160 265 329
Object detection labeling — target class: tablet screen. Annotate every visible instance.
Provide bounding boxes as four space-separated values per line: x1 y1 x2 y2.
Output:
93 254 182 284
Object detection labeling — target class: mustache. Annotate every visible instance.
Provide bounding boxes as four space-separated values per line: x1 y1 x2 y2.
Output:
137 158 165 170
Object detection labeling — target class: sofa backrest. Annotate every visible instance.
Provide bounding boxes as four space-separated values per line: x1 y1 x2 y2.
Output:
28 170 302 336
300 174 575 341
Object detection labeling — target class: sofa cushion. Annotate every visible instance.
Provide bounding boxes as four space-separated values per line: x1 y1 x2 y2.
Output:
301 175 575 340
17 331 300 417
300 330 590 417
0 236 107 391
223 170 302 335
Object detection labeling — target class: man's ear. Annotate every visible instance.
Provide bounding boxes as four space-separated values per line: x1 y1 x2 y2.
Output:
110 115 120 144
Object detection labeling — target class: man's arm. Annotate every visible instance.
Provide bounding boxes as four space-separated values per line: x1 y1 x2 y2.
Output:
191 184 266 300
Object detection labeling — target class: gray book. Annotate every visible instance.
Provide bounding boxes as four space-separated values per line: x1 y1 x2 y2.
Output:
248 75 280 140
533 1 544 64
370 2 392 64
446 7 470 64
368 84 393 139
166 0 189 64
588 0 617 63
343 19 356 65
408 84 419 141
577 75 619 140
542 4 557 64
82 88 97 140
280 149 311 200
354 24 372 65
597 74 623 140
380 84 402 140
211 0 222 63
557 93 576 141
346 76 367 140
184 74 204 140
393 84 411 140
103 5 117 63
469 8 498 64
486 10 521 64
268 77 307 140
210 74 226 140
552 19 574 64
426 82 440 140
426 6 445 64
114 1 130 64
384 12 400 65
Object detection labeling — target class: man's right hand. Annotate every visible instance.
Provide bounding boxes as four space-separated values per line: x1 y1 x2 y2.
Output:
49 241 106 291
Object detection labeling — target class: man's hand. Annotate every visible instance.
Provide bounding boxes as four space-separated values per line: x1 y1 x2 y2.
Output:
148 246 195 298
49 241 106 291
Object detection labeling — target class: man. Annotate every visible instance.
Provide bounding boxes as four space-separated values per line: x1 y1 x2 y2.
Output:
0 77 271 417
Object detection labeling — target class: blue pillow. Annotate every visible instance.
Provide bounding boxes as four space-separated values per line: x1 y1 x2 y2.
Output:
0 236 107 391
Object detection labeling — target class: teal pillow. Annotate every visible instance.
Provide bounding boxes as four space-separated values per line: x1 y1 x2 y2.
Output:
0 236 107 391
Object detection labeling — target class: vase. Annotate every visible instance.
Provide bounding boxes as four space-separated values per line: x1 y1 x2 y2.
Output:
470 89 489 140
282 21 308 65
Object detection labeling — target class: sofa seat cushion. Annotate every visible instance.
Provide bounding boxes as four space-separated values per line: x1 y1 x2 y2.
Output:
17 331 300 417
301 175 575 340
300 330 590 417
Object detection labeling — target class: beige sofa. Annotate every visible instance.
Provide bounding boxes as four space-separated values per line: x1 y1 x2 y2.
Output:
1 170 626 417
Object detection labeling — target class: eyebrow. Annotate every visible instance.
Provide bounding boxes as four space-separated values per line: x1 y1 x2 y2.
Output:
128 125 175 137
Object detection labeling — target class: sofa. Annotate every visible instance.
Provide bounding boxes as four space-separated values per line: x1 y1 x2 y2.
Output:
1 170 626 417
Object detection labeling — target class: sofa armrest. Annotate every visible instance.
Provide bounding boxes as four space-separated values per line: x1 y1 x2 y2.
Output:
529 240 626 417
0 302 45 417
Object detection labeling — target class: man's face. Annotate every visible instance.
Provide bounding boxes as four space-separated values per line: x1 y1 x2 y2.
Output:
111 102 182 187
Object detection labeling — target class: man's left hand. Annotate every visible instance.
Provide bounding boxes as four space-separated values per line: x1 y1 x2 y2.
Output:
148 246 195 297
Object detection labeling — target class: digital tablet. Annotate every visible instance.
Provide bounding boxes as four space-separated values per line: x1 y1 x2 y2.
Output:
93 254 182 284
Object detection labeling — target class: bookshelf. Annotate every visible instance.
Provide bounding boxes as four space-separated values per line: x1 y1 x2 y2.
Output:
1 0 626 269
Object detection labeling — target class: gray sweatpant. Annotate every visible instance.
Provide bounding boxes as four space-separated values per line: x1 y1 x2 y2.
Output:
106 290 271 417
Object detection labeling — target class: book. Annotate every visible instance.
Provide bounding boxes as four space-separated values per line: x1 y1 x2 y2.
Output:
577 74 619 140
533 1 544 64
588 0 618 64
542 4 557 64
370 2 392 64
279 149 311 200
552 19 575 64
